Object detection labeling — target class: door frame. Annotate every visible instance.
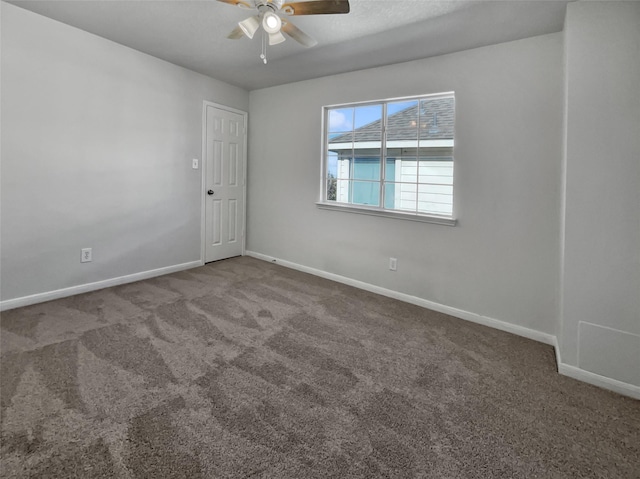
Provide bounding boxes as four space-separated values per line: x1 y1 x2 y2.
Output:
200 101 248 264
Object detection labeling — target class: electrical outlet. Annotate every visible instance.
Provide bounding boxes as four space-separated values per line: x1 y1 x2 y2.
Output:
81 248 92 263
192 158 199 169
389 257 397 271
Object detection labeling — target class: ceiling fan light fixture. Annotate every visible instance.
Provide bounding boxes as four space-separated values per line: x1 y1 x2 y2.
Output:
238 15 260 39
268 30 286 45
262 12 282 34
219 0 352 63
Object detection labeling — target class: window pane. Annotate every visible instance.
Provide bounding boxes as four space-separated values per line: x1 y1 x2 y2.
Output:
353 130 381 149
353 156 381 181
420 97 455 140
383 182 395 209
355 144 383 157
385 182 416 212
387 147 418 159
386 128 418 149
418 159 454 185
328 108 353 133
397 158 418 184
327 151 338 178
335 155 353 181
387 100 418 130
326 177 337 201
418 184 453 216
354 104 382 129
418 146 453 157
385 158 397 182
328 131 353 144
335 179 350 203
352 181 380 206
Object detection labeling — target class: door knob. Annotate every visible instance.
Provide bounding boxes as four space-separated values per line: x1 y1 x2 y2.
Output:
207 190 214 195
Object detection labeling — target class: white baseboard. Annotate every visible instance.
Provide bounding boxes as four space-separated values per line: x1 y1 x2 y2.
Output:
246 251 556 346
0 260 203 312
552 337 640 400
558 363 640 399
247 251 640 400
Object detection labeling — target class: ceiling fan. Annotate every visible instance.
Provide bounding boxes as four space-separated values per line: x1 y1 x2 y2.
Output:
218 0 350 56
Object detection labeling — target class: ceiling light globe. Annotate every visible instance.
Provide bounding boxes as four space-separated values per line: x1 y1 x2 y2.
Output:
262 12 282 34
238 15 260 39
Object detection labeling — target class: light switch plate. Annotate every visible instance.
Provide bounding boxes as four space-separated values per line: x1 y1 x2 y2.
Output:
192 159 199 169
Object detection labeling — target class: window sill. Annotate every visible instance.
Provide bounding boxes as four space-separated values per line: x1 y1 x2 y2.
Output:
315 202 457 226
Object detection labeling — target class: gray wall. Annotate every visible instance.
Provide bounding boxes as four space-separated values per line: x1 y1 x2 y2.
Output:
0 3 249 302
247 33 564 335
560 2 640 386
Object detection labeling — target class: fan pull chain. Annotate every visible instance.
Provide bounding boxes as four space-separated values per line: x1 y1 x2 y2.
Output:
260 32 268 64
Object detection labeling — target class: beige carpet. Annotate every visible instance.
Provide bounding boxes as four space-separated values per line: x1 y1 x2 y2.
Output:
1 256 638 478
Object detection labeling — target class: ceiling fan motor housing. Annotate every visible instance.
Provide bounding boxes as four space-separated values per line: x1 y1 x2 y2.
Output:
256 0 284 12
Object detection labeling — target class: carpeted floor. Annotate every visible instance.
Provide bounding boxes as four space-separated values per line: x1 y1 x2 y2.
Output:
1 256 638 478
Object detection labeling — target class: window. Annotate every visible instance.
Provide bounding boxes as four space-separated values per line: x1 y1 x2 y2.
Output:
320 92 455 223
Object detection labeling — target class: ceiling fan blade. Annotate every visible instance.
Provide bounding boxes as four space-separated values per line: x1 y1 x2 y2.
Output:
217 0 253 9
281 20 317 47
227 26 245 39
281 0 349 15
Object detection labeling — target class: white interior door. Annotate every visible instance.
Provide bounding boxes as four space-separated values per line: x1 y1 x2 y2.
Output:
204 104 246 263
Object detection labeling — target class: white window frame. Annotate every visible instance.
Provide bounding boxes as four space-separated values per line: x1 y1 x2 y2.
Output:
317 92 457 226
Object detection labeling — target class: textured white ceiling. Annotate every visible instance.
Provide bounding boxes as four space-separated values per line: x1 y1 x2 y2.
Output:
7 0 570 90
